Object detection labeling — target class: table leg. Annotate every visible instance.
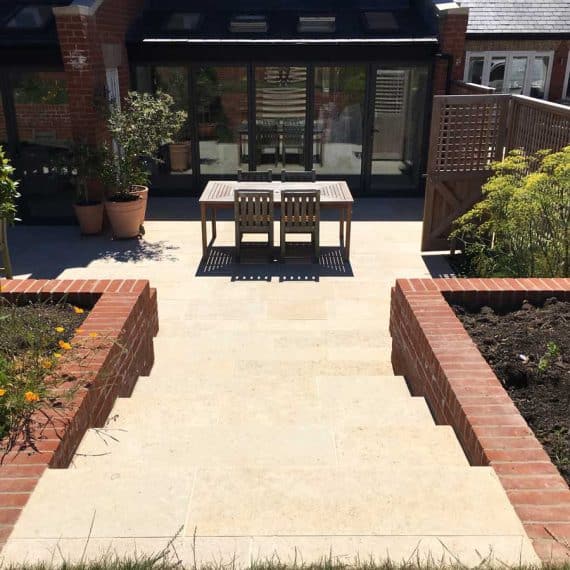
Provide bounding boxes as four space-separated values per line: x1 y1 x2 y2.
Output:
344 206 352 262
339 207 345 245
211 207 217 240
200 203 208 259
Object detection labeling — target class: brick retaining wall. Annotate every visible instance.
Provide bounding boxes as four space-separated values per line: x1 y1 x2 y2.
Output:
390 278 570 562
0 279 158 548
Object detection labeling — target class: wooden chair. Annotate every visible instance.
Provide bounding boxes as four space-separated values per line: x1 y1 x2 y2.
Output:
237 169 273 182
280 189 320 262
256 123 280 167
0 219 13 279
234 190 274 261
282 124 305 167
281 169 316 182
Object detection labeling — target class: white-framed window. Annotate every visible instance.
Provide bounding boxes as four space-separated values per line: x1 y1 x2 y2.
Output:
464 51 554 100
563 51 570 102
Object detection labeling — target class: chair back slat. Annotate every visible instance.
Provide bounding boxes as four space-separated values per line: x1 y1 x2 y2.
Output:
281 190 320 230
234 190 274 232
237 169 273 182
281 170 316 182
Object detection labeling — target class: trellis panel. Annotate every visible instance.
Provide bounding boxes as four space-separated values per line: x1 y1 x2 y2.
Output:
422 94 570 251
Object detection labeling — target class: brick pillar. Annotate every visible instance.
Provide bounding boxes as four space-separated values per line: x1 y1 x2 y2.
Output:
548 40 570 101
54 8 107 146
433 5 469 95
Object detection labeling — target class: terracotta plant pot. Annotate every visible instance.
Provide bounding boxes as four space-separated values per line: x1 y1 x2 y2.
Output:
74 202 104 235
169 142 190 172
130 185 148 227
105 196 145 239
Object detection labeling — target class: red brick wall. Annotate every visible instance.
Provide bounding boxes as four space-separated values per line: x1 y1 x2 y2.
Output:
0 278 158 550
14 104 72 145
55 0 144 145
434 11 469 95
390 278 570 563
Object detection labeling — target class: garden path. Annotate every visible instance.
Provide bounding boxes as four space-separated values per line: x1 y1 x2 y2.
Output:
2 198 539 567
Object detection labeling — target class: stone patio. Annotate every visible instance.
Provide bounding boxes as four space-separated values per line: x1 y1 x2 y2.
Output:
1 198 539 567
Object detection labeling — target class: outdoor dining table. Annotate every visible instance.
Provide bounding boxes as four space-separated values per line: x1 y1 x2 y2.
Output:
198 180 354 261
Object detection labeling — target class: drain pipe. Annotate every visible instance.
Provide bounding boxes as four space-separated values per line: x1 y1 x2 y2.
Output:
436 52 454 94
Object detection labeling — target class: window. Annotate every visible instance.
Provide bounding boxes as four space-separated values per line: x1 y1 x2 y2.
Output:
563 52 570 102
162 13 201 31
464 51 553 99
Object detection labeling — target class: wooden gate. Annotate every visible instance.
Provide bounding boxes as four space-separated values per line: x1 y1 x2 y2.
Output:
421 93 570 251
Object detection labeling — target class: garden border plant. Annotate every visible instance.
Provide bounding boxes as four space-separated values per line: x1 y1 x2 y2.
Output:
0 278 158 550
450 146 570 278
390 277 570 563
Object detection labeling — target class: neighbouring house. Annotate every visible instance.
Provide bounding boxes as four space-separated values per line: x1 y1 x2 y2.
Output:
457 0 570 103
0 0 561 224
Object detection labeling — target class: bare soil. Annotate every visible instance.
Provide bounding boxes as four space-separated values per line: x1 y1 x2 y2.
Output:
454 298 570 486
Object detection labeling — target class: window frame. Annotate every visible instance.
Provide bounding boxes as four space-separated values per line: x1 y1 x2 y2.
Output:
562 50 570 102
464 50 554 99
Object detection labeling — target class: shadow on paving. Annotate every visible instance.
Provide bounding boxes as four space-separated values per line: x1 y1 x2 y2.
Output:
7 228 181 279
147 196 424 222
197 246 353 282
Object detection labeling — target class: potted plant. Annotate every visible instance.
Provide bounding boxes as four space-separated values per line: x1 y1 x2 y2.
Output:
102 91 187 239
168 119 191 172
67 143 105 235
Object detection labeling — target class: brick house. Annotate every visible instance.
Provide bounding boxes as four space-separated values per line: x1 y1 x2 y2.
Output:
0 0 561 223
456 0 570 102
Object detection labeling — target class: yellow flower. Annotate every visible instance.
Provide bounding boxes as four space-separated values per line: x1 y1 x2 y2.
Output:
58 340 72 350
41 359 53 369
75 328 83 334
55 326 65 333
24 391 40 403
73 307 84 314
53 353 62 359
88 332 98 338
0 389 6 397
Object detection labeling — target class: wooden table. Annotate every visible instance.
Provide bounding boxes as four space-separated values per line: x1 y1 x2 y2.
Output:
199 180 354 261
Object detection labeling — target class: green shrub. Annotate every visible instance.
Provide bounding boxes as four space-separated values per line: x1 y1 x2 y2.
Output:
451 146 570 278
0 146 19 225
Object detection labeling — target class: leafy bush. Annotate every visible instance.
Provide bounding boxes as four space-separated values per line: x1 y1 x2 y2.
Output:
0 146 20 225
451 146 570 278
101 91 187 199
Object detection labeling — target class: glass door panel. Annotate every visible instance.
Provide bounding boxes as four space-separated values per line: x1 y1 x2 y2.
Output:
489 56 506 91
196 66 248 176
529 56 549 99
314 66 365 180
370 65 428 191
507 57 528 95
155 66 192 180
255 65 307 172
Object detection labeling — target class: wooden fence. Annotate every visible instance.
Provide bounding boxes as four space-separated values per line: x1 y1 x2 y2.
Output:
421 94 570 251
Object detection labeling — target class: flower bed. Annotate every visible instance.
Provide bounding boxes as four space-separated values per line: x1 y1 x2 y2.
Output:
390 278 570 563
455 299 569 488
0 279 158 548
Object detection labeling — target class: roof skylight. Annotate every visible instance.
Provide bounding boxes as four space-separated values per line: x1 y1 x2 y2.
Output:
5 5 53 30
230 15 268 34
163 13 202 31
298 16 336 33
364 12 399 32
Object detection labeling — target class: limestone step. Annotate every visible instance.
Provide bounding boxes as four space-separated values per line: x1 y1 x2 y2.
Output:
71 422 468 471
184 467 529 539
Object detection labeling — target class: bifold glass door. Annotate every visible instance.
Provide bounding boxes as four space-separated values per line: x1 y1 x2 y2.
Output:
132 62 431 195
